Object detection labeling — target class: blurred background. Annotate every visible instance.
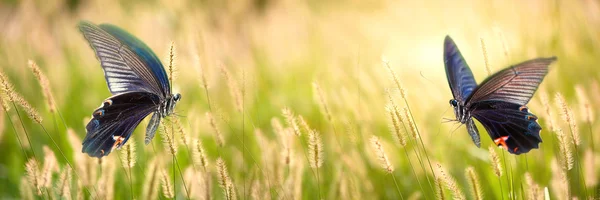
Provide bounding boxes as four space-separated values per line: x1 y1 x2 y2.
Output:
0 0 599 199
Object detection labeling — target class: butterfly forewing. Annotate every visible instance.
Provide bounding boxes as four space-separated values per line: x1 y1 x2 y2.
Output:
83 92 160 157
78 21 169 97
466 57 556 106
444 36 478 102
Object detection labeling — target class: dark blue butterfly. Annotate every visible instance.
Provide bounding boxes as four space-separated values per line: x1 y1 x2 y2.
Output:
78 21 181 158
444 36 556 155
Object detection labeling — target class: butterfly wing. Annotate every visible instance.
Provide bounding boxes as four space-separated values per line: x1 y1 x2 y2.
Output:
78 21 170 97
470 101 542 154
83 92 160 157
444 36 478 102
466 57 556 154
466 57 557 106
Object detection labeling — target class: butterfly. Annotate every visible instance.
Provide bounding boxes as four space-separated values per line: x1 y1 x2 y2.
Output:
78 21 181 158
444 36 556 155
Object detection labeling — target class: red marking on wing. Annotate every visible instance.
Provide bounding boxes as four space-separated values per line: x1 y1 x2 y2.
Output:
494 136 510 150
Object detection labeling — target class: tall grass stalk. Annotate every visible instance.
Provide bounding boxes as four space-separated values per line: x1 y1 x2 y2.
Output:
383 60 437 190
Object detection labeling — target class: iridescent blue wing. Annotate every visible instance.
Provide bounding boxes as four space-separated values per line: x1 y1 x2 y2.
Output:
83 92 160 158
444 36 477 102
78 21 170 97
466 57 557 106
470 101 542 154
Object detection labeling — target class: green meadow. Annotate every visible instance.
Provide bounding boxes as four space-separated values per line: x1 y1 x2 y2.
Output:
0 0 599 199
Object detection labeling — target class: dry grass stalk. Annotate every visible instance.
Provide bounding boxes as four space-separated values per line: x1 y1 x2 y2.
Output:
20 177 34 200
465 167 483 200
555 93 580 146
297 115 311 134
56 168 72 200
312 82 332 122
488 146 503 177
160 170 174 198
370 136 393 173
160 121 178 155
479 38 492 76
282 108 301 136
556 128 573 170
382 59 408 100
583 149 597 187
386 105 406 147
193 139 209 172
0 71 42 123
142 158 160 200
168 42 176 85
402 107 418 139
435 177 446 200
575 85 594 123
0 71 12 111
220 65 243 112
437 164 465 200
25 158 41 195
206 112 224 147
551 159 570 199
308 130 323 169
97 158 116 199
173 116 188 147
28 60 56 113
493 27 510 60
120 142 136 168
41 146 57 188
216 157 236 200
524 172 543 200
540 91 558 132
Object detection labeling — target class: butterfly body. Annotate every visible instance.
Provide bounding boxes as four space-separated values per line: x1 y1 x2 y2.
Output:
444 36 555 155
79 21 180 158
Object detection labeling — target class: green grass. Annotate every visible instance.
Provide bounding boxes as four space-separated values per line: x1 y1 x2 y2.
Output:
0 0 599 199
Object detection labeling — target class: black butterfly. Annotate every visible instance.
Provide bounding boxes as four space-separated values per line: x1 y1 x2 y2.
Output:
444 36 556 155
78 21 181 158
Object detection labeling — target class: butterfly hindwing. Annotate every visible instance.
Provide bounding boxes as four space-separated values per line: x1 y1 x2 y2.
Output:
83 92 159 157
444 36 478 102
78 21 169 97
470 101 542 154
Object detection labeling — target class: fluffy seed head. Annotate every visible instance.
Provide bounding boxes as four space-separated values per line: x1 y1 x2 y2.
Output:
370 136 393 173
160 121 178 155
25 158 41 195
556 128 573 170
282 108 301 136
120 142 136 168
465 167 483 200
575 85 594 123
308 130 323 169
56 168 71 199
402 107 418 139
386 105 406 146
555 93 580 146
382 59 407 100
29 60 56 113
220 65 243 112
540 91 558 132
313 82 332 122
488 146 503 177
206 112 224 147
437 164 465 200
160 170 174 198
193 139 209 172
0 71 42 123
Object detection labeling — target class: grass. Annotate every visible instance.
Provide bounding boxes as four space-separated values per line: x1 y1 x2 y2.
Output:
0 0 600 199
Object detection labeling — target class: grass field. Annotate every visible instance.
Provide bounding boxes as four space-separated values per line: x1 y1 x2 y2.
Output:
0 0 599 199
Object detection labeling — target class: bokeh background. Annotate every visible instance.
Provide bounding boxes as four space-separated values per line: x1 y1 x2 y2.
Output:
0 0 599 199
